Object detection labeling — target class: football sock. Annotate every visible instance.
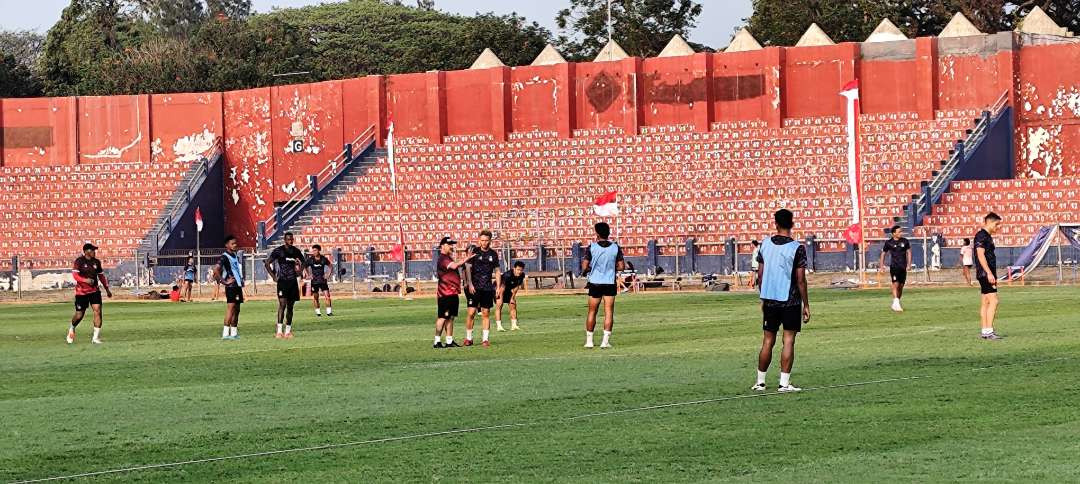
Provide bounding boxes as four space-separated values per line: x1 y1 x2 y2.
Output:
780 372 791 387
446 335 454 345
601 330 611 345
223 326 230 338
326 307 332 315
276 324 283 334
482 329 489 342
981 327 994 335
230 326 238 337
92 327 101 340
285 324 292 334
756 370 767 385
466 329 473 340
585 331 594 346
69 324 76 332
434 336 441 345
496 320 502 326
511 319 518 326
315 308 321 315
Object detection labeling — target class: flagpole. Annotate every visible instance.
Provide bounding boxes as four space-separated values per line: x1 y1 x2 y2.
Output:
387 122 407 297
196 228 202 297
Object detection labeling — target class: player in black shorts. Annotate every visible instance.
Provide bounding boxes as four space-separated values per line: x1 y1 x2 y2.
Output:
213 235 245 340
879 225 912 312
67 243 112 345
265 232 304 339
464 230 500 347
496 261 526 331
975 212 1003 340
752 209 810 393
304 244 333 317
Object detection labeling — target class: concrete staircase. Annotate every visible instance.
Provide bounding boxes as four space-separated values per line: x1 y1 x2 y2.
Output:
264 148 387 247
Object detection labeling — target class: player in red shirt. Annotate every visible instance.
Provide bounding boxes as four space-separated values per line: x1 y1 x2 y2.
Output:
433 236 474 348
67 243 112 344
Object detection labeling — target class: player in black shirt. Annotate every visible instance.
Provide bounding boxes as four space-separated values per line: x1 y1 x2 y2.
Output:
304 244 333 317
265 232 304 339
212 235 244 340
496 261 526 331
878 225 912 312
464 230 500 347
975 212 1003 340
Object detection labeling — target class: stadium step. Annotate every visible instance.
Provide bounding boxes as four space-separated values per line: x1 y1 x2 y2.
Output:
264 148 386 247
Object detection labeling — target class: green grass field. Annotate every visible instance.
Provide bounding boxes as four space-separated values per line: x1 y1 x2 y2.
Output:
3 287 1079 482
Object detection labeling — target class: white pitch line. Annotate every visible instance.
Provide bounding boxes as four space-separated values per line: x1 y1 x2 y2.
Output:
11 355 1071 484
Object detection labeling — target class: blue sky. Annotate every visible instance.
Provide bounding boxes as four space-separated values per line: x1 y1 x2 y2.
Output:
0 0 753 49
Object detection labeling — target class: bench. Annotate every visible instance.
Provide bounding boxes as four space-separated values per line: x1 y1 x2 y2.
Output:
529 271 569 289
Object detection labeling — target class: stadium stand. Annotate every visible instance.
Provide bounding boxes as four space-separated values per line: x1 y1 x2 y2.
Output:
289 112 975 257
0 160 196 269
2 13 1080 280
922 178 1080 247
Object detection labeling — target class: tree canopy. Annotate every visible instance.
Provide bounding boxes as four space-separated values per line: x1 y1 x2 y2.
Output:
745 0 1079 47
556 0 705 60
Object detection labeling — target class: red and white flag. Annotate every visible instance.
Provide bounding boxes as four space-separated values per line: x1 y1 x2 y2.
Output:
839 79 863 245
389 243 405 263
593 191 619 217
194 207 204 233
387 122 397 193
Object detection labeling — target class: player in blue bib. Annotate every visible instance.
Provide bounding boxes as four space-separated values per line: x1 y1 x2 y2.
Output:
752 209 810 393
581 222 625 349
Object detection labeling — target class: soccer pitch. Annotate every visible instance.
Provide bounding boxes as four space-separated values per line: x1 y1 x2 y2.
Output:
3 287 1079 482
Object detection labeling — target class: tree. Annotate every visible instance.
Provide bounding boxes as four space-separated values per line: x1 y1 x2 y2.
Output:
745 0 1080 47
555 0 704 60
269 1 551 78
417 0 435 10
0 53 42 97
39 0 150 95
0 30 46 71
132 0 252 36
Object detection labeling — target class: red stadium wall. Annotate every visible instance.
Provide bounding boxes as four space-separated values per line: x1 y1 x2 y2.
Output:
783 44 858 119
150 92 223 164
859 58 918 115
1015 42 1080 178
385 72 439 141
342 76 386 147
223 88 274 246
76 95 152 164
0 97 78 166
5 34 1080 246
711 49 780 125
270 81 344 202
574 59 634 132
444 68 497 138
641 55 698 127
510 64 569 135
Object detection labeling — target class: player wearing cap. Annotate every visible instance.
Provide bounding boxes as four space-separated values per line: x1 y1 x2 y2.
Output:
304 244 333 317
264 232 304 339
66 243 112 344
464 230 500 347
581 222 625 349
213 235 244 340
434 236 474 348
495 261 526 332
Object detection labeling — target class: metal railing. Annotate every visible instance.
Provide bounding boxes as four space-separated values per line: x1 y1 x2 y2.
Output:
260 125 378 242
910 90 1010 226
146 140 224 251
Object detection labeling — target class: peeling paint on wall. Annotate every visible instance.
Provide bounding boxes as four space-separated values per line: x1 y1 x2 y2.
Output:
173 128 217 163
